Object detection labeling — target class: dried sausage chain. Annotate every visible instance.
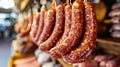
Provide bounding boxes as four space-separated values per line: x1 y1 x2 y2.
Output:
63 2 97 63
17 0 97 64
16 14 34 37
30 12 41 43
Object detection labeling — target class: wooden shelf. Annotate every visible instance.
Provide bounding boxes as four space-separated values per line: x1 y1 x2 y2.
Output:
96 38 120 55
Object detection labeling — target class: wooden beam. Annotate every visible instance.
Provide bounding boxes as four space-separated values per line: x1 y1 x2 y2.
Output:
20 0 29 12
96 38 120 55
20 0 34 12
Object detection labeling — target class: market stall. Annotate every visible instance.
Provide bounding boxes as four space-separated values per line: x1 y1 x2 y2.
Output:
8 0 120 67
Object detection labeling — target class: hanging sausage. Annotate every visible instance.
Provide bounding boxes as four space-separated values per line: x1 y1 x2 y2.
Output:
29 0 97 64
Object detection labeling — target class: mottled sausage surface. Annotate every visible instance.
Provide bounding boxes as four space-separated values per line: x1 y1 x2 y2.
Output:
38 4 65 51
34 8 47 44
30 12 40 43
56 4 72 47
54 0 84 55
37 9 56 45
63 2 97 63
48 4 72 59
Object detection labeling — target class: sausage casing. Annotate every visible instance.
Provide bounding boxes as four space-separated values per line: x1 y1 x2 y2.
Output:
30 13 40 43
38 4 65 51
37 9 56 45
55 0 84 55
34 9 47 44
63 2 97 63
48 4 72 59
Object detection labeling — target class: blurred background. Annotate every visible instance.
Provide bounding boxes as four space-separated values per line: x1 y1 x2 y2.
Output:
0 0 120 67
0 0 16 67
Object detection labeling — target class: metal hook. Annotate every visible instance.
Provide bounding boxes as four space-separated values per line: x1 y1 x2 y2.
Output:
84 0 87 2
69 0 72 4
40 0 46 9
54 0 61 6
53 0 57 7
67 0 71 4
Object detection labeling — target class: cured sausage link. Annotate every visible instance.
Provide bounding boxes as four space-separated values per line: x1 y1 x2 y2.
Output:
63 2 97 63
56 4 72 47
39 4 65 51
30 13 40 42
37 9 56 45
48 4 72 59
34 9 47 44
55 0 84 55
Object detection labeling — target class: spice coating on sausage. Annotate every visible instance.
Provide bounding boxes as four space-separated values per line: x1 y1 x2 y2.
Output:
55 0 84 55
48 4 72 59
30 13 40 43
38 4 65 51
37 9 56 45
34 9 47 44
47 49 61 59
57 4 72 46
63 2 97 63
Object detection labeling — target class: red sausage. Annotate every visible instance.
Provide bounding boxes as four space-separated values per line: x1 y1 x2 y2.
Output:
56 4 72 47
30 12 40 43
38 4 65 51
37 9 56 45
48 4 72 59
54 0 84 55
33 8 47 44
63 2 97 63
